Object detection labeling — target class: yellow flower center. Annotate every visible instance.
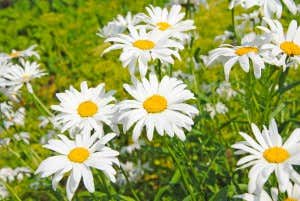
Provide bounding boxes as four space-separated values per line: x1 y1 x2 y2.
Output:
284 198 298 201
143 95 167 113
263 147 290 163
133 40 155 50
156 22 171 31
77 101 98 117
22 73 31 82
280 41 300 56
68 147 90 163
9 51 20 58
235 47 259 56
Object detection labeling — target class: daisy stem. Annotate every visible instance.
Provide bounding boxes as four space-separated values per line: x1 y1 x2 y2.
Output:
97 173 114 200
31 89 53 117
0 179 22 201
155 60 162 80
168 64 173 77
119 165 142 201
165 140 196 201
231 8 237 41
186 0 191 18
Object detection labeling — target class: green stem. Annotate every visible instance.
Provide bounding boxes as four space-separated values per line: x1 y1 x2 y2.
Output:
231 8 237 41
31 90 53 117
7 147 34 171
177 142 200 184
97 173 114 200
155 60 162 80
168 64 173 77
119 166 141 201
165 140 196 201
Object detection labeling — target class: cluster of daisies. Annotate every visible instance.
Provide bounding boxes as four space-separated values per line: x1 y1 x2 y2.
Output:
204 1 300 81
202 0 300 200
34 4 198 200
0 45 44 199
1 0 300 200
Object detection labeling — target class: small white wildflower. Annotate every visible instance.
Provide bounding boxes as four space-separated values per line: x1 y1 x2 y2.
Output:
0 168 15 183
216 81 237 100
214 30 234 43
0 184 8 199
0 102 25 129
13 132 30 144
121 140 144 154
0 45 39 61
215 102 228 114
0 138 10 147
204 103 216 118
201 82 211 93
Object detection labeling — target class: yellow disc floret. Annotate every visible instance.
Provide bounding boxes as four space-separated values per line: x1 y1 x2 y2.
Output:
263 147 290 163
21 73 31 82
68 147 90 163
235 47 259 56
133 40 155 50
143 95 167 113
280 41 300 56
9 51 20 58
156 22 171 31
284 198 298 201
77 101 98 117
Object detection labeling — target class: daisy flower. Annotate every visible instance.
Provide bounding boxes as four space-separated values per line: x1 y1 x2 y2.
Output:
0 45 39 61
214 30 234 43
235 188 278 201
168 0 209 9
236 10 261 31
229 0 297 18
103 26 183 77
0 59 45 93
117 73 198 141
232 119 300 193
235 182 300 201
0 86 21 102
259 18 300 70
97 22 125 39
207 33 267 80
0 102 25 129
229 0 261 10
97 12 141 39
51 81 116 135
35 132 119 200
114 12 141 29
139 5 195 41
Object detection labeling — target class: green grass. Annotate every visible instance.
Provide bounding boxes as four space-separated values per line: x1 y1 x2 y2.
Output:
1 0 300 200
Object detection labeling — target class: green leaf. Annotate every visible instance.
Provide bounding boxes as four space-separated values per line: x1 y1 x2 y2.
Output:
116 195 136 201
209 186 228 201
154 186 170 201
269 103 285 120
278 81 300 95
170 169 181 184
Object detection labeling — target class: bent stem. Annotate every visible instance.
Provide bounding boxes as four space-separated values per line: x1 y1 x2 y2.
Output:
165 139 196 201
119 165 142 201
31 89 53 117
